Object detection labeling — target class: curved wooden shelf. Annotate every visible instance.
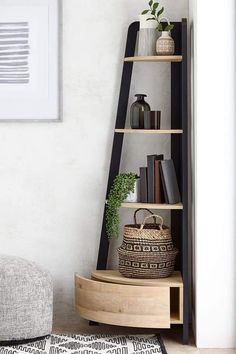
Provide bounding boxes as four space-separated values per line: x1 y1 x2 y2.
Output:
121 202 183 210
75 274 170 328
91 270 183 287
75 272 183 326
124 55 183 63
115 129 183 134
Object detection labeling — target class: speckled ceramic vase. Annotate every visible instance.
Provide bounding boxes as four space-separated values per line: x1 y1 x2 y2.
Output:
156 31 175 55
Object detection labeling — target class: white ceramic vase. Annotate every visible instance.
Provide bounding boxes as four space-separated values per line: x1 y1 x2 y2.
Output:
124 179 140 203
138 14 158 56
156 31 175 55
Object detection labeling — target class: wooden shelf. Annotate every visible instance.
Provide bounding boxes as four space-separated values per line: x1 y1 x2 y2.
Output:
115 129 183 134
124 55 183 63
91 270 183 287
121 202 183 210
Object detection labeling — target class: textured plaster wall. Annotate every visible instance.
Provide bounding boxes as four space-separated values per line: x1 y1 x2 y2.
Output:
0 0 188 327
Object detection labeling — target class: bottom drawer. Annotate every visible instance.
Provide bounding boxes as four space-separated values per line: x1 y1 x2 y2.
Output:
75 275 172 328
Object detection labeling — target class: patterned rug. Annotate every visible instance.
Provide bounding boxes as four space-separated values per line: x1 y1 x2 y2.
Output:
0 333 167 354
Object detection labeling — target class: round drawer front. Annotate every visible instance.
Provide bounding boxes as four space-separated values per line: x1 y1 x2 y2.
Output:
75 274 171 328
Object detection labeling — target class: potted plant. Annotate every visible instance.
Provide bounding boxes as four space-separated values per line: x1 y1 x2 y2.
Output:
106 173 138 239
138 8 157 56
141 1 175 55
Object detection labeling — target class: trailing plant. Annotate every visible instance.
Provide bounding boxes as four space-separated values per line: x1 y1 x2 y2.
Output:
142 0 174 32
106 173 137 240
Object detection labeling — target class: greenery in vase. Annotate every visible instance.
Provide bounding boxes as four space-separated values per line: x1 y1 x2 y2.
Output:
142 0 174 32
106 172 137 240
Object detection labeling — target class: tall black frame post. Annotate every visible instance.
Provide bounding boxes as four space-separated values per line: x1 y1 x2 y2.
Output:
96 22 139 270
171 19 189 344
181 18 189 344
171 22 182 273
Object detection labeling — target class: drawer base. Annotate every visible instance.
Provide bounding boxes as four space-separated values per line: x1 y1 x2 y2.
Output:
75 271 183 328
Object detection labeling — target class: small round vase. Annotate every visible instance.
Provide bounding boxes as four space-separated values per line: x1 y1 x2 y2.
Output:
156 31 175 55
130 94 151 129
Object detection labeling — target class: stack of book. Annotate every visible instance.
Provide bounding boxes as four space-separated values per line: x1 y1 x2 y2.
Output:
139 155 181 204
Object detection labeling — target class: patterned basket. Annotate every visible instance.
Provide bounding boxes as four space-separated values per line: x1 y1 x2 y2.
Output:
118 209 178 279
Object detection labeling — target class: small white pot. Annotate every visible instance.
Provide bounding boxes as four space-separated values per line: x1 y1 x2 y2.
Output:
156 31 175 55
139 14 157 29
138 14 158 56
124 179 140 203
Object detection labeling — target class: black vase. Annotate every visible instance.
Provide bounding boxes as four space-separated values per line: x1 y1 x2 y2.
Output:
130 94 151 129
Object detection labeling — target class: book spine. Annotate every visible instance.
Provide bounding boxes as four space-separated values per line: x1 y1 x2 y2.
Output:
147 154 164 203
154 160 162 203
147 156 156 203
160 160 181 204
139 167 148 203
160 163 169 203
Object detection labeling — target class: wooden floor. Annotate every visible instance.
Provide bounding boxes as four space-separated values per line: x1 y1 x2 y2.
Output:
53 321 236 354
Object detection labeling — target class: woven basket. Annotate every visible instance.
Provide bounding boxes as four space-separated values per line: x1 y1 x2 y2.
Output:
118 209 178 279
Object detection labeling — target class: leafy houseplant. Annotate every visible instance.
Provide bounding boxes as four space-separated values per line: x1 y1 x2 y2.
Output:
142 0 174 32
106 173 137 240
142 0 175 55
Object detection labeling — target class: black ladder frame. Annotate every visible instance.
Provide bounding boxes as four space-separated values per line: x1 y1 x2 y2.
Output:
96 19 189 344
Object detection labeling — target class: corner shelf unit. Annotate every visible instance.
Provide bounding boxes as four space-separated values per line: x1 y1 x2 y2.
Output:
81 19 189 343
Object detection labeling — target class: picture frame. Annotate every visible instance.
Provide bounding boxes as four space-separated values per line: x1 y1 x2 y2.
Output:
0 0 62 122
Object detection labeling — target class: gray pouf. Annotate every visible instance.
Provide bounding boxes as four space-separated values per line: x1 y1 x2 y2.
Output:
0 255 53 342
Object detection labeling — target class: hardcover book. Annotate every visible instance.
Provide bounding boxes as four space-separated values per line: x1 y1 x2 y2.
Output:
147 154 164 203
154 160 163 204
139 167 148 203
160 159 181 204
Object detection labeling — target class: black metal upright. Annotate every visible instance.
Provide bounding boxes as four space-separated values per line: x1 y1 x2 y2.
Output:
181 19 189 344
96 22 139 270
96 19 189 344
171 19 189 344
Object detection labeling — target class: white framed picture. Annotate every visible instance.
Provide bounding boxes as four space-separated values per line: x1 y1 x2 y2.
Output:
0 0 61 121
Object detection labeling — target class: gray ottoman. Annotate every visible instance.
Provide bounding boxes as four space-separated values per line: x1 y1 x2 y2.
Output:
0 255 53 342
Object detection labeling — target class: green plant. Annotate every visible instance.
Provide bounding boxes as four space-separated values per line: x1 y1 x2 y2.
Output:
106 173 137 240
142 0 174 32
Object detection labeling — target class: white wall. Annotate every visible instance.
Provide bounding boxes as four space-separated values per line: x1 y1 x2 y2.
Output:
0 0 188 328
191 0 236 348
